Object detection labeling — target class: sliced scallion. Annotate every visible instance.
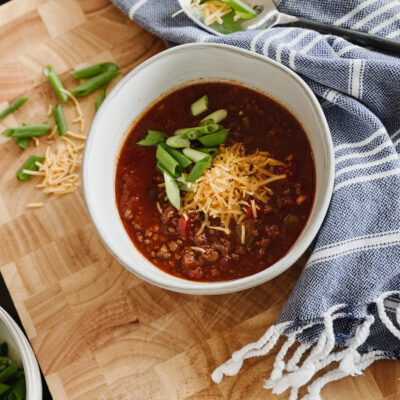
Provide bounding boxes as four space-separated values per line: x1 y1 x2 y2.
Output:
137 130 165 146
71 69 120 97
16 155 45 181
220 0 257 19
71 62 119 79
95 86 107 111
156 145 182 177
191 95 208 116
176 175 195 192
1 128 14 137
200 109 228 125
173 123 220 137
0 96 28 121
198 129 230 147
165 135 190 148
43 65 68 102
159 144 192 168
182 148 210 163
52 104 67 136
10 124 51 139
163 172 180 210
186 157 212 182
197 147 220 158
16 137 29 150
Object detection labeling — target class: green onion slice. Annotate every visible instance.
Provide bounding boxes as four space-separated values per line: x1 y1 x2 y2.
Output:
186 157 212 182
137 130 165 146
156 145 182 177
43 65 68 102
1 128 14 137
0 362 18 383
191 95 208 116
10 124 51 139
7 377 25 400
163 172 180 210
52 104 67 136
197 147 220 158
174 124 220 137
71 69 120 97
176 175 195 192
16 156 45 181
159 144 192 168
182 148 210 163
220 0 257 19
165 135 190 148
0 97 28 122
95 86 107 111
16 137 29 150
198 129 230 147
200 109 228 125
71 62 119 79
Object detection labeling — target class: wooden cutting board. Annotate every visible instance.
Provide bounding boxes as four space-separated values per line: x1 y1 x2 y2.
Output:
0 0 398 399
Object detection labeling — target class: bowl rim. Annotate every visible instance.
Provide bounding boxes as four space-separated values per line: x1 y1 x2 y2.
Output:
82 42 334 295
0 307 42 400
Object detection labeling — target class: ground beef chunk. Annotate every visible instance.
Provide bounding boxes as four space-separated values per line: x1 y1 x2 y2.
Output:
194 234 207 246
156 244 171 259
265 225 280 238
181 249 204 280
168 241 179 252
212 242 230 256
201 247 219 262
161 206 177 224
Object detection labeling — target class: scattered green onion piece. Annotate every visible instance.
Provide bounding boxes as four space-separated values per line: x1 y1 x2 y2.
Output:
1 128 14 138
95 86 107 112
186 157 212 182
0 344 7 357
71 62 119 79
159 144 192 168
7 377 25 400
190 95 208 116
165 135 190 148
16 138 29 150
197 147 220 158
0 363 18 383
156 145 182 177
174 124 220 136
0 358 7 366
137 130 165 146
200 109 228 125
71 69 120 97
182 148 210 163
0 97 28 122
176 175 195 192
43 66 68 102
16 156 45 181
10 124 51 139
163 172 180 210
0 383 10 396
52 104 67 136
149 188 157 202
198 129 230 147
220 0 257 19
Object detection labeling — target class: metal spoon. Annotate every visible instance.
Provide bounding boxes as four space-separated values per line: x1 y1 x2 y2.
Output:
178 0 400 54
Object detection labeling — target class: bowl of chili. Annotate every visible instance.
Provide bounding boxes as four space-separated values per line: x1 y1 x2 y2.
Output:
83 43 334 295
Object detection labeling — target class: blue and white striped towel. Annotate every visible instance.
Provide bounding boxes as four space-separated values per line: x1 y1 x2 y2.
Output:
112 0 400 397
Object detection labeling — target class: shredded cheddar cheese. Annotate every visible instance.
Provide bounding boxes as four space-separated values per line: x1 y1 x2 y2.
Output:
60 88 85 133
182 143 286 234
26 202 43 209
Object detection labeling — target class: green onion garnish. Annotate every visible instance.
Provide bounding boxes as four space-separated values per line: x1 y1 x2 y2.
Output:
163 171 180 210
71 69 120 97
95 86 107 111
43 65 68 102
0 97 28 122
197 147 220 158
156 145 182 177
0 362 18 383
137 130 165 146
16 138 29 150
220 0 257 19
52 104 67 136
71 62 119 79
198 129 230 147
159 144 193 168
186 157 212 182
200 109 228 125
165 135 190 148
174 124 220 137
0 383 10 395
7 377 25 400
176 175 195 192
191 95 208 116
1 128 14 138
16 156 45 181
9 124 51 139
182 148 210 163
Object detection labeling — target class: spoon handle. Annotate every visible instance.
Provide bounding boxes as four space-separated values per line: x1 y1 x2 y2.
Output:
284 17 400 54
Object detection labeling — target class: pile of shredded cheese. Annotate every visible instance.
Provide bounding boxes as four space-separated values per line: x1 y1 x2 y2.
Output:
173 0 233 25
182 143 286 234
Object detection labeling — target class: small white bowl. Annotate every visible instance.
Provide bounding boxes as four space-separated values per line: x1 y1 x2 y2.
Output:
0 307 42 400
83 43 334 295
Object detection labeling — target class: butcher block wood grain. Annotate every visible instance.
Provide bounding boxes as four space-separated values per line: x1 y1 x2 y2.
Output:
0 0 398 399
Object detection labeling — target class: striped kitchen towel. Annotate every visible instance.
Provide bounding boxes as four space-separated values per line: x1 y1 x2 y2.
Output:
111 0 400 398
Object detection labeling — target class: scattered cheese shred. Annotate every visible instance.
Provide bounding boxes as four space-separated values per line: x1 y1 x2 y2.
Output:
47 104 53 117
241 224 245 245
60 88 85 133
32 136 40 147
156 201 163 214
182 143 286 234
26 202 43 209
178 0 232 25
191 246 206 253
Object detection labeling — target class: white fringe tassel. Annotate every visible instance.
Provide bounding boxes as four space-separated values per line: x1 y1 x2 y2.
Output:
212 291 399 399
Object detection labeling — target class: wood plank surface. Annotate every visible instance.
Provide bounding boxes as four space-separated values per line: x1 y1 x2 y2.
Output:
0 0 398 399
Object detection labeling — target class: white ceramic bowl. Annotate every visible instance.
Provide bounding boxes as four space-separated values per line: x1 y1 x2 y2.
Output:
83 43 334 295
0 307 42 400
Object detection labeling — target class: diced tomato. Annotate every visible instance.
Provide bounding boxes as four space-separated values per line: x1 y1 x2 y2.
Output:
177 216 191 238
